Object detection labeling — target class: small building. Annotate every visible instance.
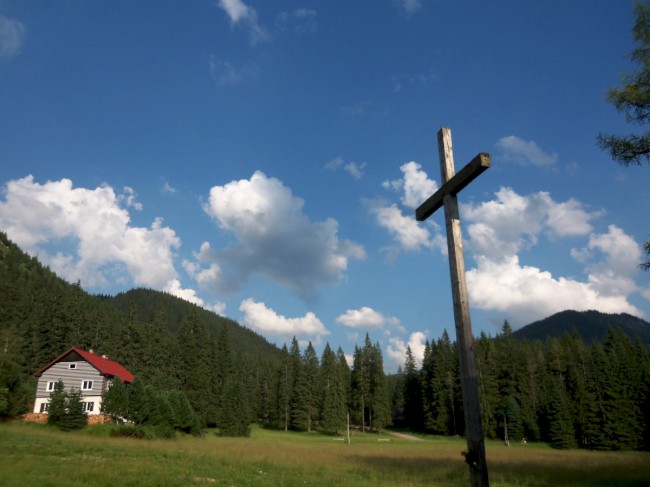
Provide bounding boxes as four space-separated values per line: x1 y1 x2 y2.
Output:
33 347 134 415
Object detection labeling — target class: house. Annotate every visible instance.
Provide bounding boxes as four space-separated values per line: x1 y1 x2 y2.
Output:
33 347 134 415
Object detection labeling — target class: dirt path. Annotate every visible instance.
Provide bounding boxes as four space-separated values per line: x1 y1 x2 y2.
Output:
388 431 425 441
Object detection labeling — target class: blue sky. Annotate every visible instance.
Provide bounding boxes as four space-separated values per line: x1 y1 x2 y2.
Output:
1 0 648 371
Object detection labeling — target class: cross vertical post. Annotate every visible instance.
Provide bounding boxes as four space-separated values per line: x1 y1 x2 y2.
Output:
416 127 490 487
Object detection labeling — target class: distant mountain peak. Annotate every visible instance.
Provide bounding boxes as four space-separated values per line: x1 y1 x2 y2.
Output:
513 309 650 344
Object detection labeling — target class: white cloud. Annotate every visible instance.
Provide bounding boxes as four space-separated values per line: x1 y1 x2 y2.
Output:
0 15 25 59
400 161 437 209
203 171 365 295
0 176 181 290
466 254 643 326
369 160 447 255
382 161 437 208
239 298 329 341
386 331 428 370
495 136 557 167
217 0 269 45
336 306 404 333
118 186 143 211
371 203 435 251
463 187 597 261
463 188 643 325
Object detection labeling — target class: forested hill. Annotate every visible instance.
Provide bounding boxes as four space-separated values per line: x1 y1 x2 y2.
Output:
0 230 283 421
99 288 280 360
513 309 650 344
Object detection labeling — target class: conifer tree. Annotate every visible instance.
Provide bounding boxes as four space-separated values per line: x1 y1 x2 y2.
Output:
101 378 128 422
292 342 319 431
59 388 87 431
319 344 347 434
403 346 423 431
47 380 67 426
219 373 251 437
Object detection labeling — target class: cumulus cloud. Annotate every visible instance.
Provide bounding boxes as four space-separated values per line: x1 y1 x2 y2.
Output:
239 298 329 341
0 176 181 290
466 254 643 326
383 161 438 209
386 331 428 369
463 187 598 261
463 187 643 325
217 0 269 45
495 136 557 167
373 162 445 254
336 306 404 333
202 171 365 295
0 15 25 59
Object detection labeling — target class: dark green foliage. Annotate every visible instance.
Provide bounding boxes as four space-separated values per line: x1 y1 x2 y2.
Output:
319 344 347 434
47 381 87 431
218 374 251 437
350 335 391 432
101 378 128 421
58 389 87 431
292 342 319 431
402 346 423 431
47 380 67 426
514 310 650 344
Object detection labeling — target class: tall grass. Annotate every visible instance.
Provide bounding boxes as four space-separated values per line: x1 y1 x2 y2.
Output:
1 422 649 486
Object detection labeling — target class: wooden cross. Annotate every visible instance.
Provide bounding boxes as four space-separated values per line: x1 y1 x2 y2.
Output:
416 127 490 487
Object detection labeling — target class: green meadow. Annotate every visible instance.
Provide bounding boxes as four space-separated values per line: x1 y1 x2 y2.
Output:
1 422 649 487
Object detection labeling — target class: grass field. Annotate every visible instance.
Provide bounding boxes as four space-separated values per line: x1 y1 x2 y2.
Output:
1 422 649 486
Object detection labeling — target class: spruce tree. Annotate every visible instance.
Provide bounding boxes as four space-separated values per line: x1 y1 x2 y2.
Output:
403 346 423 431
101 378 128 422
219 373 251 437
58 388 87 431
47 380 67 426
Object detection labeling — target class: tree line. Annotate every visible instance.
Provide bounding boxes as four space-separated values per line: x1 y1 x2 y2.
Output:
390 323 650 451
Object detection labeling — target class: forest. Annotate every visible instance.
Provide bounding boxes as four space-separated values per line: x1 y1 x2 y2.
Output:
1 230 649 450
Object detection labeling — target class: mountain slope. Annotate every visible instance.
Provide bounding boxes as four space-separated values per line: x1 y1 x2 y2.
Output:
513 309 650 344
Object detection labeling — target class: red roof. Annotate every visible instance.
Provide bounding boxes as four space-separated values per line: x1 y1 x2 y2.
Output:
33 347 134 383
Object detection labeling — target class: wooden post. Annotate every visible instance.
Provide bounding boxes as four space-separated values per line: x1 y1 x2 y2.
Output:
416 127 490 487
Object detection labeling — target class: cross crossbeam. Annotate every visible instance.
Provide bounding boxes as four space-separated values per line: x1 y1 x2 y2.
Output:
415 153 490 221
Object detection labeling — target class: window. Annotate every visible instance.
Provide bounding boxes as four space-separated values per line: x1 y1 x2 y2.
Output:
81 380 93 391
68 363 77 369
40 403 50 413
46 381 55 392
82 402 94 412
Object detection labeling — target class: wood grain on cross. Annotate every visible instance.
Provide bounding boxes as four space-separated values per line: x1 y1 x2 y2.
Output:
416 127 490 487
